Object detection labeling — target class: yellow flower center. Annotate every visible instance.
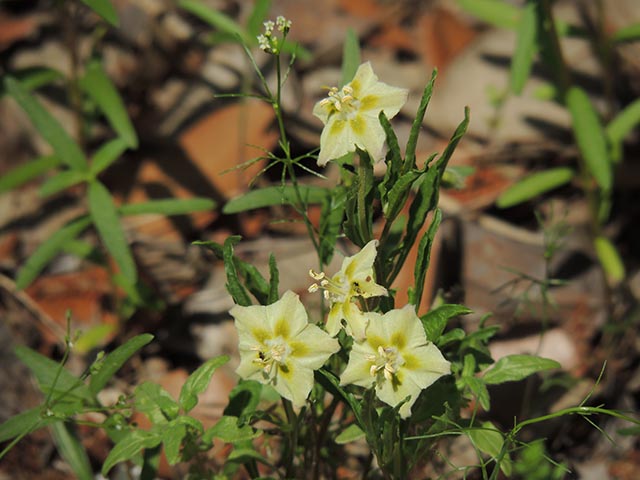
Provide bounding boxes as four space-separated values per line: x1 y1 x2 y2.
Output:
368 346 405 382
319 85 360 118
252 337 291 378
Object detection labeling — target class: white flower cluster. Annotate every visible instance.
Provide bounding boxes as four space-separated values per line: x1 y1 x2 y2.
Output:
257 16 291 54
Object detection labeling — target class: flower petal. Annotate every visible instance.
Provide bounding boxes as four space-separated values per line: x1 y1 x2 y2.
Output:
359 83 408 118
349 62 378 97
342 302 369 341
317 117 356 166
265 290 308 338
273 363 315 408
290 324 340 369
375 370 422 418
340 341 377 388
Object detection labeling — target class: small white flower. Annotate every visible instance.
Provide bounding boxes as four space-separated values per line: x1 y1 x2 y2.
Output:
263 20 275 35
276 15 292 33
231 291 340 407
340 305 451 418
308 240 387 340
312 62 408 167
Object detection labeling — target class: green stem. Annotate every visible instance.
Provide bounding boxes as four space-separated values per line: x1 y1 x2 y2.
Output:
282 398 299 478
272 51 321 262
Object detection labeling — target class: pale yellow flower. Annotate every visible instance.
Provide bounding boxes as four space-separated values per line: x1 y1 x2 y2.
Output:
231 290 340 407
308 240 387 340
313 61 408 166
340 305 451 418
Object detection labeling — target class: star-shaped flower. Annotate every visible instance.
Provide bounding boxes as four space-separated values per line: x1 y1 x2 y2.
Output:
308 240 387 340
312 61 408 166
340 305 451 418
231 290 340 407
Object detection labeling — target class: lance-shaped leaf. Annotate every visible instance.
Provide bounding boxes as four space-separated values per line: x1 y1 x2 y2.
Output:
89 334 154 395
50 422 93 480
88 180 137 284
179 356 230 413
14 346 92 401
0 155 60 194
80 0 119 26
4 77 87 171
120 197 216 216
39 170 88 197
510 0 538 94
80 61 137 148
566 86 612 190
483 354 560 384
102 428 163 476
496 167 574 208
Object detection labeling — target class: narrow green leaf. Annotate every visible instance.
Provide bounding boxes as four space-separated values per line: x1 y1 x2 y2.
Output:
396 108 469 285
88 180 137 284
102 429 163 476
383 170 421 220
14 346 92 401
606 97 640 163
594 236 625 286
80 61 137 148
612 23 640 43
483 354 560 385
179 0 251 44
4 77 87 171
341 29 361 87
496 167 575 208
335 423 365 444
90 137 129 175
223 185 328 214
0 67 63 94
566 86 612 190
405 69 437 172
135 382 180 424
510 0 538 94
79 0 119 26
223 236 252 306
421 304 472 343
162 422 187 465
208 415 259 443
16 215 91 289
227 447 269 464
50 422 93 480
268 254 279 304
236 260 270 305
39 170 88 197
456 0 520 29
319 187 347 265
120 197 216 216
0 155 60 194
89 334 154 395
179 356 230 413
0 407 55 443
74 323 117 354
246 0 271 37
412 209 442 308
